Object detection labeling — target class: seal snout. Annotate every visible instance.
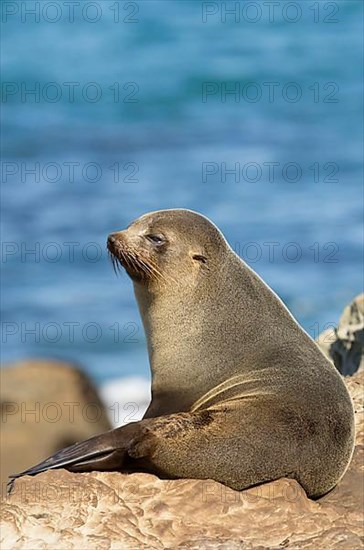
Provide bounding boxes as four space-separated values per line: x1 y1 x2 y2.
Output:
107 232 123 255
107 233 117 251
107 232 127 275
107 231 149 282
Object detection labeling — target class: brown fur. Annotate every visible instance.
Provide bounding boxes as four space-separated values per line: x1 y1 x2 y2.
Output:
11 210 355 499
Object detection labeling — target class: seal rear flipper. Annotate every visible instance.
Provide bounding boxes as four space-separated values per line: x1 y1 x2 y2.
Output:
8 426 135 491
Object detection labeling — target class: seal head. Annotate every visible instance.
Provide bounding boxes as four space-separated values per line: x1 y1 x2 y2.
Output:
107 209 227 288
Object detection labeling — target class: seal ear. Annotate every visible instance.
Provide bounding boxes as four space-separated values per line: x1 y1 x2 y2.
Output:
192 254 207 264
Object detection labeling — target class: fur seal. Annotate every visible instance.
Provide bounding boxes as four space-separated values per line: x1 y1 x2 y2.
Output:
10 209 355 498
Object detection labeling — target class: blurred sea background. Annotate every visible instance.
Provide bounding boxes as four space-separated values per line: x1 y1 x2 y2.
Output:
1 0 363 414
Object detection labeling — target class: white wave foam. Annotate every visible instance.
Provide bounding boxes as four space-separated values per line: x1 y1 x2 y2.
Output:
100 377 151 427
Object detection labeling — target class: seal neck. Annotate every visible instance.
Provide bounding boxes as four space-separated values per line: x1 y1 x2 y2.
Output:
133 252 306 417
132 258 256 414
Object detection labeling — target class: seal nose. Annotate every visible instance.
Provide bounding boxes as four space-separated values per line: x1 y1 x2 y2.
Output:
107 233 118 251
107 232 125 252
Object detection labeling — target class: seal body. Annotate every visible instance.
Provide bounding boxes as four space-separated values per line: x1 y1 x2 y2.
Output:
11 209 355 498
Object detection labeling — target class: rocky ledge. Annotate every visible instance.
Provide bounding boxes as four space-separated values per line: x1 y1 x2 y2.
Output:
1 371 363 550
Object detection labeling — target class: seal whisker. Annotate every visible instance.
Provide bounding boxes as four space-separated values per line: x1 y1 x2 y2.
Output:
109 241 174 286
125 251 148 280
135 256 164 282
108 250 118 276
114 253 124 274
135 259 156 280
121 249 162 284
140 258 174 286
119 249 134 274
149 261 178 285
136 255 178 286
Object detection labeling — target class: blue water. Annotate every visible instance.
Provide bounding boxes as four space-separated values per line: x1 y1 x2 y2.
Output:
1 0 363 385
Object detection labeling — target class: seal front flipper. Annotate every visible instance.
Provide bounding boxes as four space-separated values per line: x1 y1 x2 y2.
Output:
8 423 138 488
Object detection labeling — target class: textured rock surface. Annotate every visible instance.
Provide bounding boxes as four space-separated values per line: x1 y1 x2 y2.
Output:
1 372 363 550
0 360 111 496
317 294 364 375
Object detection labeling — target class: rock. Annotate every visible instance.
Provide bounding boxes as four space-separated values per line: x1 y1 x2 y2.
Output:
0 359 111 497
316 294 364 375
1 371 363 550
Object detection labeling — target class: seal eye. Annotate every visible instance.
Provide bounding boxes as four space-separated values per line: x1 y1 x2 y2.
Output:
146 234 165 245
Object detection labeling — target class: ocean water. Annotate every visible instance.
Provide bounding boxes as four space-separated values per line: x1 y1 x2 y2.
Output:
1 1 363 403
